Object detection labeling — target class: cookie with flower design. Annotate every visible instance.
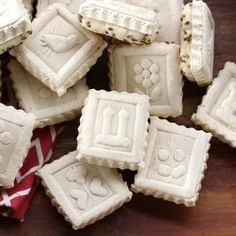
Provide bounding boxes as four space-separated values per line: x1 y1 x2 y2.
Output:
109 42 183 118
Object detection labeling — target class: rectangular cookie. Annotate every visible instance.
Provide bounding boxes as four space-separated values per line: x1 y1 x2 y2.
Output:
37 0 85 16
77 89 149 170
0 104 35 188
0 0 32 54
192 62 236 147
126 0 183 44
8 60 88 128
10 3 107 96
132 117 212 207
109 42 183 118
37 151 132 230
79 0 159 44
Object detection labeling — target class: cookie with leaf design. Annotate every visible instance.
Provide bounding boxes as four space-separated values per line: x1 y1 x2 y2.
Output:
132 117 212 207
109 42 183 118
37 151 132 230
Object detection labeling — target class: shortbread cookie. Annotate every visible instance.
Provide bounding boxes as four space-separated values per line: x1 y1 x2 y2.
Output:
77 90 149 170
132 117 212 207
192 62 236 148
126 0 183 44
180 0 215 86
8 60 88 128
37 151 132 230
0 104 35 188
10 3 107 97
22 0 34 20
37 0 85 16
78 0 159 45
0 0 32 54
109 42 183 118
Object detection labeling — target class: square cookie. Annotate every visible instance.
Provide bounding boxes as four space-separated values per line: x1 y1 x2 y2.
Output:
37 0 85 16
8 60 88 128
109 42 183 118
125 0 183 44
0 0 32 54
192 62 236 147
180 0 215 86
37 151 132 230
10 3 107 97
0 104 35 188
77 90 149 170
132 117 212 207
79 0 159 45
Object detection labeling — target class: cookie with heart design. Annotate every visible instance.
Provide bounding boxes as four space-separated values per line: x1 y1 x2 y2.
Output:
37 151 132 230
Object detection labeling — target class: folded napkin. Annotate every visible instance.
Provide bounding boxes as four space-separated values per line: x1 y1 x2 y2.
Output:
0 125 62 221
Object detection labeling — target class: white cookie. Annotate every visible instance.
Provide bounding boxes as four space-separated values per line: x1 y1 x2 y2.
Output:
77 89 149 170
79 0 159 44
0 0 32 54
8 60 88 128
37 0 85 16
180 0 215 86
0 104 35 188
10 3 107 97
132 117 212 207
192 62 236 147
109 42 183 118
37 151 132 230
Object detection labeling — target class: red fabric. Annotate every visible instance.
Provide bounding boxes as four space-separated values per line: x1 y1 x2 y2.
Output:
0 125 62 221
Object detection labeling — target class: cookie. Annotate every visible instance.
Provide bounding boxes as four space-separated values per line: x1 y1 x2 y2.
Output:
192 62 236 148
0 0 32 54
8 60 88 128
126 0 183 44
77 89 149 170
109 42 183 118
10 3 107 97
36 0 85 16
180 0 215 86
78 0 159 44
0 104 35 188
132 117 212 207
37 151 132 230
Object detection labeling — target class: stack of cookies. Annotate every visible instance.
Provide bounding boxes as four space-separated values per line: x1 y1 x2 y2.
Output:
2 0 232 231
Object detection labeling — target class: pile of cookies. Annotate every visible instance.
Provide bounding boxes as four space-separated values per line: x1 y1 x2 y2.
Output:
3 0 235 231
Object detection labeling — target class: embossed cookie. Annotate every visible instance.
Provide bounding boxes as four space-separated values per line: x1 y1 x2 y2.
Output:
23 0 34 20
109 42 183 118
192 62 236 147
0 104 35 188
78 0 159 44
37 151 132 230
37 0 85 16
10 3 107 97
0 0 32 54
8 60 88 128
125 0 183 44
180 0 215 86
77 90 149 170
132 117 212 207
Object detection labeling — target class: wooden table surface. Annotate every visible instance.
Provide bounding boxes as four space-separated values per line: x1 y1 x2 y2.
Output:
1 0 236 235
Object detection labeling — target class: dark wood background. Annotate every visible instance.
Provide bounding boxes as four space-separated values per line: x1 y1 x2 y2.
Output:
1 0 236 235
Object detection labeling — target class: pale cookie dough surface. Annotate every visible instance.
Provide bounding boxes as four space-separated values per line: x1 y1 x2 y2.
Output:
132 117 212 207
8 60 88 128
79 0 158 44
77 89 149 170
37 151 132 230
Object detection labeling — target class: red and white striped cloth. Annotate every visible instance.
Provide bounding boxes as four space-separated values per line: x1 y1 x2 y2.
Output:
0 125 62 221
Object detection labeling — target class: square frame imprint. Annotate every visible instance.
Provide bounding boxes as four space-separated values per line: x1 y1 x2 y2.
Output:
10 3 107 96
132 118 212 206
